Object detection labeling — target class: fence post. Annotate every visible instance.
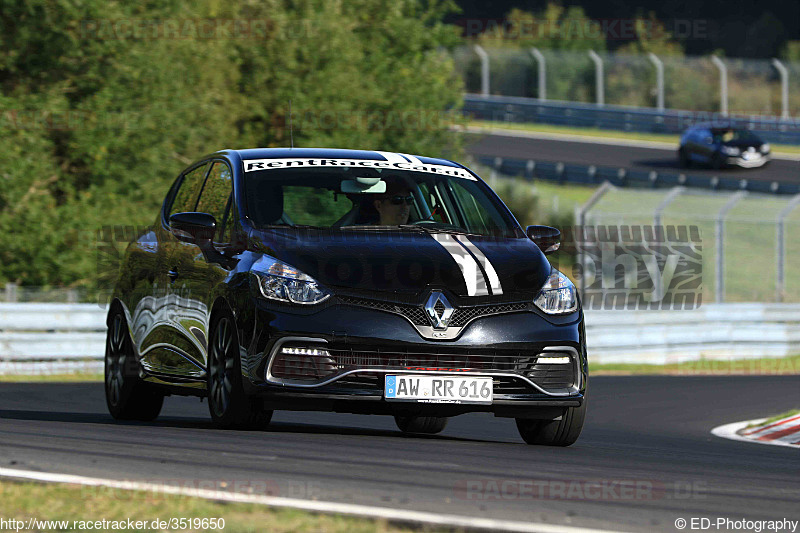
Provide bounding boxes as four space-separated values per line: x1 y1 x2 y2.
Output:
529 47 546 101
588 50 604 107
776 193 800 302
473 45 490 98
576 181 613 304
771 58 790 120
715 191 746 303
710 55 728 116
648 52 665 111
652 187 685 302
653 186 685 228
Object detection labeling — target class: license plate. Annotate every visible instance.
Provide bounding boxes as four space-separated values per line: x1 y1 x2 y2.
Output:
384 375 493 404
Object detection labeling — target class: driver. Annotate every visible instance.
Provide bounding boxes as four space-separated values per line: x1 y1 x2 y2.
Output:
373 175 414 226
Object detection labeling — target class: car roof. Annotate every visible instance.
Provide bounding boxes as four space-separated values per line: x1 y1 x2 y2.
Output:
214 148 463 168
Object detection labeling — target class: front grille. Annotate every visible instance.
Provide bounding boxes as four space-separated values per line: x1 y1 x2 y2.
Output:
337 296 531 328
327 345 524 372
270 342 577 393
323 374 541 397
493 376 540 395
270 352 337 380
448 302 530 327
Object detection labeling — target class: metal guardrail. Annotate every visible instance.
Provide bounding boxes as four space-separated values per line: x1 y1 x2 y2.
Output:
0 303 798 373
586 304 800 364
475 154 800 195
0 305 106 372
464 94 800 146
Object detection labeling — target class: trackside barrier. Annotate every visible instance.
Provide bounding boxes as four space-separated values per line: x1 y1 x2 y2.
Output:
0 303 798 373
0 304 106 374
464 94 800 146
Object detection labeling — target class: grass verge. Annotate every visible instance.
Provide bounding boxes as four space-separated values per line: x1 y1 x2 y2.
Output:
0 479 430 533
591 354 800 376
467 120 800 156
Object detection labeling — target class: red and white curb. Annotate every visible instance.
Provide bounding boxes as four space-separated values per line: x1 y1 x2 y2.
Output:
712 414 800 448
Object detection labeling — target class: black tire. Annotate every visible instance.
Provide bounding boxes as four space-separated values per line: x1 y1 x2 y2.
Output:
678 148 691 168
711 153 725 170
516 396 587 446
207 314 273 429
394 415 448 434
105 312 164 421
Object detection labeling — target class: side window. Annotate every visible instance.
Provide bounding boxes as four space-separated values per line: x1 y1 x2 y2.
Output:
169 163 209 218
196 161 233 242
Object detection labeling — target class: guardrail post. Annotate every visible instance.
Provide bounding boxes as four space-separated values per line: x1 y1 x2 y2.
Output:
529 47 546 101
588 50 604 107
576 181 613 303
711 55 728 116
648 53 665 111
771 58 790 120
4 283 17 303
473 45 490 98
776 193 800 302
715 191 746 303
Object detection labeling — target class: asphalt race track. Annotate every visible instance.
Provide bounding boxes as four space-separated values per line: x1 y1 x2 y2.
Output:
0 376 798 532
466 134 800 184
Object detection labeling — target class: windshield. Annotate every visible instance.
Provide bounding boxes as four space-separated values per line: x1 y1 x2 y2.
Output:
711 129 761 144
243 165 521 237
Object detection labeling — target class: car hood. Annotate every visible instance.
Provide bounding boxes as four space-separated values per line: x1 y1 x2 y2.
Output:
248 228 550 300
722 140 764 150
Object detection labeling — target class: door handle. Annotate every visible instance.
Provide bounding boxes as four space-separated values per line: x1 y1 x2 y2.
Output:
168 269 179 282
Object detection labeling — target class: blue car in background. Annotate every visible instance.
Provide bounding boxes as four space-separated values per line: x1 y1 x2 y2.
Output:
678 123 771 169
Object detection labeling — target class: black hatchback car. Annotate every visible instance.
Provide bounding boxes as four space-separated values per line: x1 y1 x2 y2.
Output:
678 123 771 169
106 148 587 446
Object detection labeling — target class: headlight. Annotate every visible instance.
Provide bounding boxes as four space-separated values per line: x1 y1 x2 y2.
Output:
720 146 740 156
760 143 770 153
251 256 330 304
534 269 578 315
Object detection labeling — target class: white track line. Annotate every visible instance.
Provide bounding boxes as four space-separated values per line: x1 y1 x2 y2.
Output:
711 418 800 449
0 467 619 533
457 125 800 162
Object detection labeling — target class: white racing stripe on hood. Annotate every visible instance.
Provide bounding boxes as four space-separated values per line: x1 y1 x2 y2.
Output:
375 151 408 164
400 153 424 165
431 233 488 296
455 235 503 295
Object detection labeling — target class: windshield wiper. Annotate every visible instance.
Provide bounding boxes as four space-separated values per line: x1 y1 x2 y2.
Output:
397 224 481 236
261 224 330 230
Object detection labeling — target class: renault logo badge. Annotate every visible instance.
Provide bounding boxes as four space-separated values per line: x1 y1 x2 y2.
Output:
424 291 454 330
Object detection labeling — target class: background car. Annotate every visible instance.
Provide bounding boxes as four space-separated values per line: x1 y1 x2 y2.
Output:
106 148 588 446
678 123 771 169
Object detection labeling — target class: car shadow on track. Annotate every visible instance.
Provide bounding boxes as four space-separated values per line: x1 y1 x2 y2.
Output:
0 409 504 444
633 158 763 175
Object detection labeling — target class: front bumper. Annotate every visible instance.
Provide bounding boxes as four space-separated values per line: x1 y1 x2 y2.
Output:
240 296 587 418
725 153 770 168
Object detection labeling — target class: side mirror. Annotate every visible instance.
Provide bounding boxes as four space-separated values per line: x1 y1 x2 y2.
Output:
169 212 216 243
526 225 560 254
